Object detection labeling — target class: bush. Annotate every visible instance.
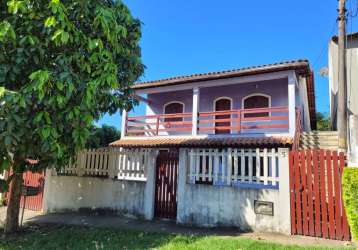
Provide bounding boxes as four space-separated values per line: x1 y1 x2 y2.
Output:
342 167 358 241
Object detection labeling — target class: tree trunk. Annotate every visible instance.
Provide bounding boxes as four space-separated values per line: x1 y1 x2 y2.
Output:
4 172 23 234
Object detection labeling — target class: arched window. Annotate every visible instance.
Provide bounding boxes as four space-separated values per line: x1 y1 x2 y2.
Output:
214 97 232 134
242 94 271 118
163 101 184 122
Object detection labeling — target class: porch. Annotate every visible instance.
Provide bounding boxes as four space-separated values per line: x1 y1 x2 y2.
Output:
121 69 310 138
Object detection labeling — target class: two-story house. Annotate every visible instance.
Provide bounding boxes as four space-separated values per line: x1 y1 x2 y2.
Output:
43 59 317 234
106 59 316 230
112 59 315 147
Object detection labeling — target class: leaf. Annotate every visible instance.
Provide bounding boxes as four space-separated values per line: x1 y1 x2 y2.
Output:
41 127 51 139
56 95 64 105
27 36 35 45
7 0 26 14
0 21 16 42
56 81 64 90
51 29 63 41
43 111 51 124
44 16 56 28
19 97 26 108
61 31 69 44
34 112 44 123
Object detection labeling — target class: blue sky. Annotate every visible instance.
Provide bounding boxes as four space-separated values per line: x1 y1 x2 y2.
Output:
98 0 358 129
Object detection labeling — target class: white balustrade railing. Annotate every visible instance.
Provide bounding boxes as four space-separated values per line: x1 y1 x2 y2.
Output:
188 148 280 188
58 148 151 181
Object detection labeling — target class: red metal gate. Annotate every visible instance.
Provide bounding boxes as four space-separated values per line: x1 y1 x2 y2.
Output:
5 171 45 211
21 171 45 211
289 150 350 240
154 150 179 219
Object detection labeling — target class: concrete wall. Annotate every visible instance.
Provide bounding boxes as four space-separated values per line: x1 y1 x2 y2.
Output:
44 174 145 216
44 148 291 234
329 37 358 162
178 185 283 232
43 150 158 219
176 148 291 234
329 38 358 127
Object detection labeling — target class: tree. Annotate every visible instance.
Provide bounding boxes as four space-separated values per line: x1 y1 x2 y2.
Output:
86 125 120 149
0 0 143 233
316 112 331 131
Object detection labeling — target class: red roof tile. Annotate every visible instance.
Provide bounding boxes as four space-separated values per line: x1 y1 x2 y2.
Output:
133 59 310 90
109 137 293 148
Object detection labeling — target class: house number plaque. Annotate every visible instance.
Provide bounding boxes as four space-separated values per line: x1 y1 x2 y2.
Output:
254 200 274 216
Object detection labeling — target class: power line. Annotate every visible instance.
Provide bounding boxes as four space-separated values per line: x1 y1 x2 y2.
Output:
312 19 337 71
348 0 358 17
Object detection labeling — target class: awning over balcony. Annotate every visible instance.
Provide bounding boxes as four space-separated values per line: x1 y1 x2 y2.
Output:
109 136 293 148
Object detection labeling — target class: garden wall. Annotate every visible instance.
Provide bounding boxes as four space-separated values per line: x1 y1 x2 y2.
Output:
43 174 145 216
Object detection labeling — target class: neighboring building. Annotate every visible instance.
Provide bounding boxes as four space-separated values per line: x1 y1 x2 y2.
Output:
44 60 317 234
329 32 358 163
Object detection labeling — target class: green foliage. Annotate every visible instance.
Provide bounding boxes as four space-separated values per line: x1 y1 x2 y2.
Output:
316 112 331 131
86 124 120 149
0 0 144 174
342 167 358 241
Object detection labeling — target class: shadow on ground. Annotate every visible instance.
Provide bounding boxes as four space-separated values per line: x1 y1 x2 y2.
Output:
0 210 355 250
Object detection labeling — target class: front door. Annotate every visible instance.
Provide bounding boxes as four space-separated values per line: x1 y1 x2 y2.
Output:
154 150 179 219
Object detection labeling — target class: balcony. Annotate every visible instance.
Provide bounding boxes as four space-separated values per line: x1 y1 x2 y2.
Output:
124 106 289 137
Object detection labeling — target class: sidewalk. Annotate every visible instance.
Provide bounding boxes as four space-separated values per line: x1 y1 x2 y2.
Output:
1 206 354 248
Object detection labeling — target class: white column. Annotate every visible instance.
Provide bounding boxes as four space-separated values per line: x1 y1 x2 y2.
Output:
121 109 127 138
176 148 188 223
192 87 200 136
298 76 311 131
288 73 296 136
143 149 158 220
277 148 291 234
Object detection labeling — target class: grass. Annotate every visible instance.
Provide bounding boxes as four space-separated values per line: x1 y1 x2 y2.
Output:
0 224 354 250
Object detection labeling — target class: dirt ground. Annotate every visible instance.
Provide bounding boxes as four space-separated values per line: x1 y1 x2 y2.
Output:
0 206 41 228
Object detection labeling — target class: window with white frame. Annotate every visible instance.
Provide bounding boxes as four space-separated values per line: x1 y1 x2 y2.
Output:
242 94 271 118
163 101 184 122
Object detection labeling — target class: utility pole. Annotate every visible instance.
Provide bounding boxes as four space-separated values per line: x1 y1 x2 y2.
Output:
337 0 347 150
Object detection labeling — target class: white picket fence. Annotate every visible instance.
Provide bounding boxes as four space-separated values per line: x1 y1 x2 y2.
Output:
188 148 280 188
58 148 151 181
